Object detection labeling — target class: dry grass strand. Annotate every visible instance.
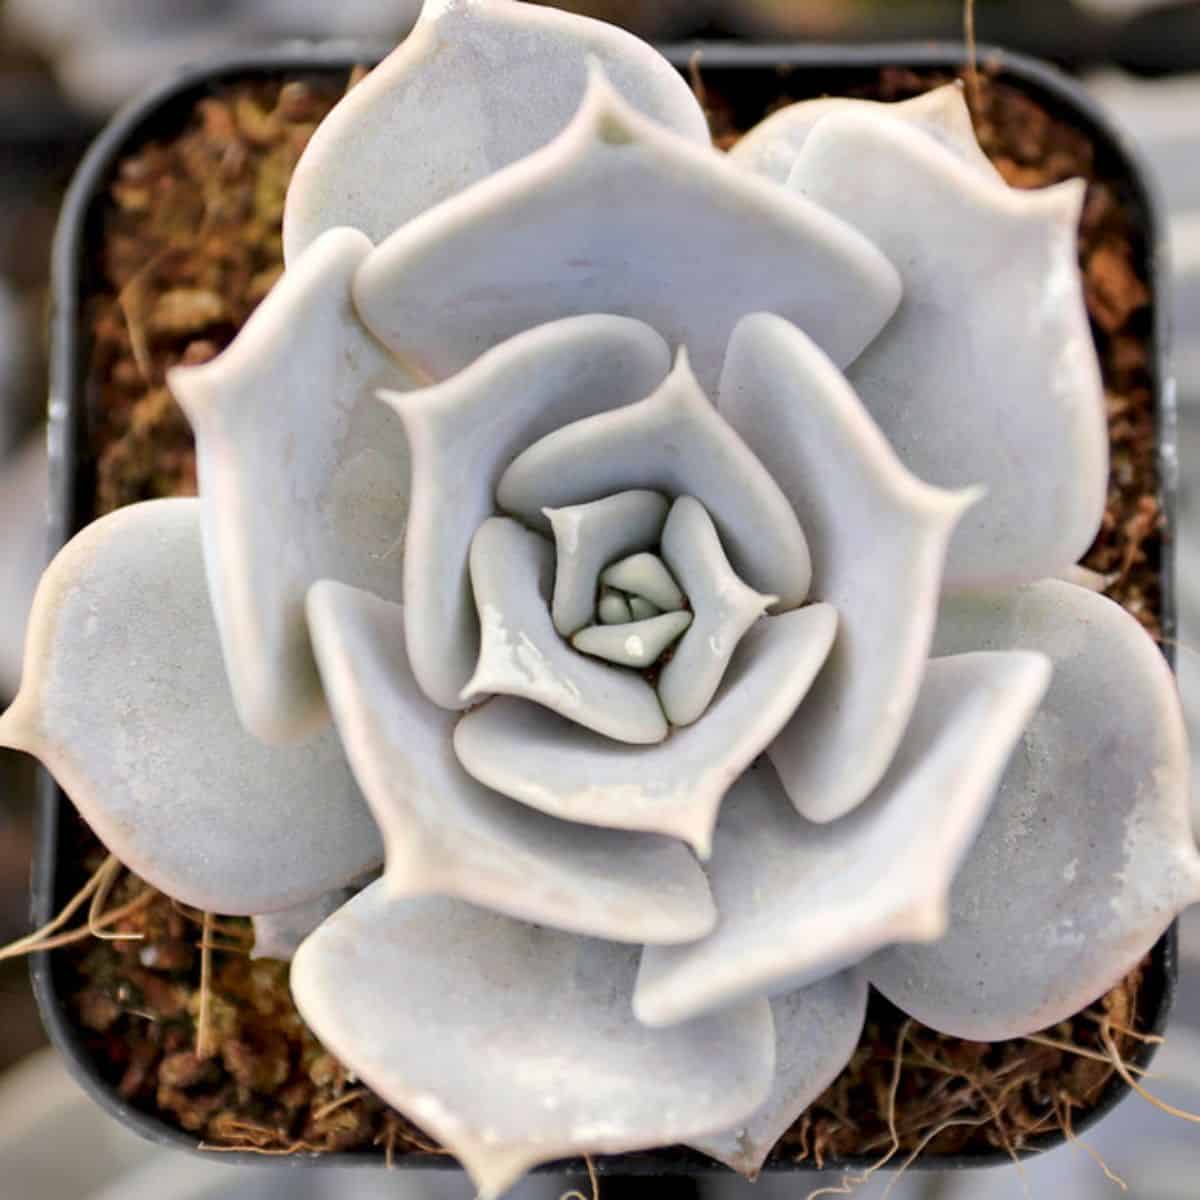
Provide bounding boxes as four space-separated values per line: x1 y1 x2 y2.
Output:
1101 1020 1200 1125
804 1021 913 1200
195 911 215 1060
1024 1031 1151 1074
559 1154 599 1200
87 855 142 942
1056 1091 1128 1191
311 1087 370 1123
0 857 157 963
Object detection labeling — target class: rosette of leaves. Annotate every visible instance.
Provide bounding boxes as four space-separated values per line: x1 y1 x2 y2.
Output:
4 2 1197 1194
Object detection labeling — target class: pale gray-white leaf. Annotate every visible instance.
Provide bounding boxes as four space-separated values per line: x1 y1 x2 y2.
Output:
629 596 660 620
729 83 1000 185
635 651 1050 1027
463 518 668 744
282 0 710 261
291 882 775 1199
719 314 975 822
307 581 712 944
869 580 1200 1040
169 227 411 744
454 606 836 857
252 887 355 962
789 110 1107 590
353 68 901 393
0 500 382 915
546 490 669 637
658 495 775 727
499 351 812 609
571 611 691 668
381 316 669 709
600 552 685 612
689 971 868 1178
597 589 633 626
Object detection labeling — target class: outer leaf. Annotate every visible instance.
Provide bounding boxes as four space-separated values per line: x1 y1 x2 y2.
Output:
0 500 382 915
870 580 1200 1040
789 109 1107 590
635 652 1050 1027
283 0 710 262
689 971 868 1178
170 228 411 744
353 67 901 393
730 83 1000 185
292 882 775 1199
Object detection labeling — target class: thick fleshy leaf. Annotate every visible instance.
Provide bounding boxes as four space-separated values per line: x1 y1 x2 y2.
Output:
307 580 714 944
789 110 1107 591
353 68 901 393
598 588 633 624
463 518 668 744
548 490 669 637
169 228 411 744
658 495 775 727
571 611 692 668
719 314 975 822
454 606 836 857
499 352 812 609
689 971 868 1178
729 83 999 185
292 883 775 1200
870 581 1200 1041
635 651 1050 1027
0 500 382 915
381 316 669 710
282 0 710 263
600 552 685 611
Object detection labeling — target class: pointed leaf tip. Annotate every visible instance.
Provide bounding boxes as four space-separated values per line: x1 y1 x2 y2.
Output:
292 885 774 1194
871 582 1195 1040
283 0 708 261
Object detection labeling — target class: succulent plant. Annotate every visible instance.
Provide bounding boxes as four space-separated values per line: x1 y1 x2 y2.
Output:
4 1 1199 1193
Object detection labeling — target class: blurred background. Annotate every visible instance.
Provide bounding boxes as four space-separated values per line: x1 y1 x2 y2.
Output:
2 1 1200 1197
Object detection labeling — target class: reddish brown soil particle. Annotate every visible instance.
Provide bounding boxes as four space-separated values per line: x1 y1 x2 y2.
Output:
68 64 1160 1167
1087 240 1152 334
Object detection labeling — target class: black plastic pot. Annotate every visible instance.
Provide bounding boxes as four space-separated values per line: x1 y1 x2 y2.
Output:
707 0 1200 75
32 39 1180 1185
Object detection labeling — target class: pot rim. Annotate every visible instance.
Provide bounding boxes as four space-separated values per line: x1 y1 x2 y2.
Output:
31 37 1179 1178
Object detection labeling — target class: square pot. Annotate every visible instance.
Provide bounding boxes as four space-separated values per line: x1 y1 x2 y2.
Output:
30 38 1180 1182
